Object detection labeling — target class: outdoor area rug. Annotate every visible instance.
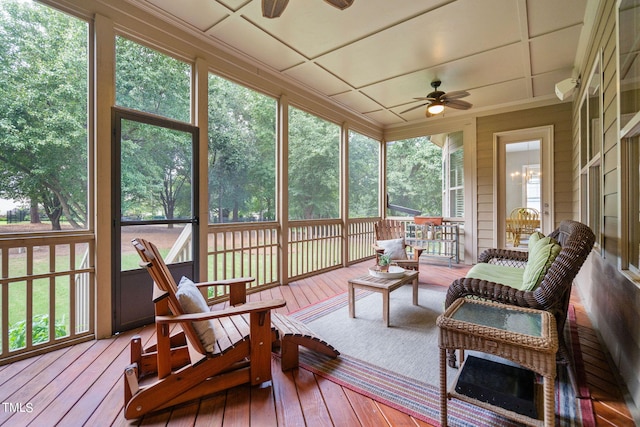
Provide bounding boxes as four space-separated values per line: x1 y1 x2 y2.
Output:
290 284 596 427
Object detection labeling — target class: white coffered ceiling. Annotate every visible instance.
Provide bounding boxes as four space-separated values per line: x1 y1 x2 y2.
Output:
130 0 593 127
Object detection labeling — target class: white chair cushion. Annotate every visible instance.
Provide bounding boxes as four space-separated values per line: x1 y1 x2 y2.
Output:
176 276 216 353
376 238 408 260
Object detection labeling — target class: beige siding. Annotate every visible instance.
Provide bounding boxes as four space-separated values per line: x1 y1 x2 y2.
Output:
573 0 640 411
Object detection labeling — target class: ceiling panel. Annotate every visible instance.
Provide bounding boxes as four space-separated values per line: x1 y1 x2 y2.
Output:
529 25 583 75
361 43 527 110
364 109 402 126
465 79 531 109
147 0 229 31
283 62 352 95
331 90 384 114
133 0 592 127
315 0 522 89
206 15 306 70
217 0 252 11
532 69 574 97
527 0 589 37
241 0 445 59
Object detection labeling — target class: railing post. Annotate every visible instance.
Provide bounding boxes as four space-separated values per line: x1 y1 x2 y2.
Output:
278 94 289 285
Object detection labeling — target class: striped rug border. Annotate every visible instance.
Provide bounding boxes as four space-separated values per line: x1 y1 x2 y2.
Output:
292 289 595 426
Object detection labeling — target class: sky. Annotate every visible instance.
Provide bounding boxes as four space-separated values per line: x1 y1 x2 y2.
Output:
0 199 20 211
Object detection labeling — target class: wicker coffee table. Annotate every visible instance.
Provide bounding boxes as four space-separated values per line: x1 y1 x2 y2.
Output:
437 298 558 427
348 269 419 327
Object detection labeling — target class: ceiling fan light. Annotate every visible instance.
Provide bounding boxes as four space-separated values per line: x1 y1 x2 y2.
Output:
427 103 445 115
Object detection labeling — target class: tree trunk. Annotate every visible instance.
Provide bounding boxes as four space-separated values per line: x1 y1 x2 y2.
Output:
30 199 40 224
40 191 63 230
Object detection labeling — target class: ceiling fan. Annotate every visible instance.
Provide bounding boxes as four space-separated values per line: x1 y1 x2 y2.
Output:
262 0 354 18
400 80 472 117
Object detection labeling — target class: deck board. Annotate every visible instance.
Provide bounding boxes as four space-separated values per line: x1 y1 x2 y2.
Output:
315 375 361 426
0 260 634 426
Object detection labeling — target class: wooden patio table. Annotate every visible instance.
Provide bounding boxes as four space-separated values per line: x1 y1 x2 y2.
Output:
347 269 419 327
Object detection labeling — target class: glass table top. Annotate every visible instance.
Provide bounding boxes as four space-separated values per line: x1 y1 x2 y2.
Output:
451 301 542 337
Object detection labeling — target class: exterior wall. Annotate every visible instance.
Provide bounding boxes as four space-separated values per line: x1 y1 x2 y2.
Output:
572 0 640 412
475 103 573 255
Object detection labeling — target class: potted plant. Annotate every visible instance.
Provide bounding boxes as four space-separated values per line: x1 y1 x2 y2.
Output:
378 254 392 272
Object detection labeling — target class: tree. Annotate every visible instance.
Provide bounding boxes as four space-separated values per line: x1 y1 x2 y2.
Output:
386 137 442 216
0 1 88 229
349 132 379 218
288 107 340 220
119 121 192 224
115 36 192 222
207 75 276 223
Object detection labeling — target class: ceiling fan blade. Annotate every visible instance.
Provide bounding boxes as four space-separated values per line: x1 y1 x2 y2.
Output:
324 0 355 10
262 0 289 18
445 99 472 110
413 97 437 101
400 103 428 114
442 90 470 100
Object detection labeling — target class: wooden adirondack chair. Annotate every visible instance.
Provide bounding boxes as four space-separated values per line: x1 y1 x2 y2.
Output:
123 238 286 420
372 219 424 271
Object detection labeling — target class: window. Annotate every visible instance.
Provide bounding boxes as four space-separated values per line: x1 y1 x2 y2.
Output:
579 56 602 245
505 140 541 218
207 74 276 223
0 0 92 356
620 0 640 273
288 107 340 220
626 139 640 273
348 131 380 218
0 1 89 233
386 136 442 217
443 131 464 218
115 36 191 123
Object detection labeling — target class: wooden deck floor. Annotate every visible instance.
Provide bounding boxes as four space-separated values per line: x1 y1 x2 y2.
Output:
0 261 635 426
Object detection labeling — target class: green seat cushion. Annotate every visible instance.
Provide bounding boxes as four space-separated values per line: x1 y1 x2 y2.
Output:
522 236 561 291
466 263 526 290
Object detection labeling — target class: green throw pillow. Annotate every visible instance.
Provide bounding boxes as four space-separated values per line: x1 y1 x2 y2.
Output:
522 236 561 291
528 231 545 251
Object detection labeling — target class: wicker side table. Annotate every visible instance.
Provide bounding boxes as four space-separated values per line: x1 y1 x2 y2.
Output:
436 298 558 427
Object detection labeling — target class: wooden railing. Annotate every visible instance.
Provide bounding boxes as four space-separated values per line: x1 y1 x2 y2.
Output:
207 222 280 300
347 218 378 263
165 223 193 264
0 217 459 363
392 216 465 263
287 219 343 280
0 232 95 364
74 248 92 333
204 218 379 301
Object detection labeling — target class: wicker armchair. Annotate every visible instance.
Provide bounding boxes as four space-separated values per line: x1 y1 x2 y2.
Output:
444 220 594 394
